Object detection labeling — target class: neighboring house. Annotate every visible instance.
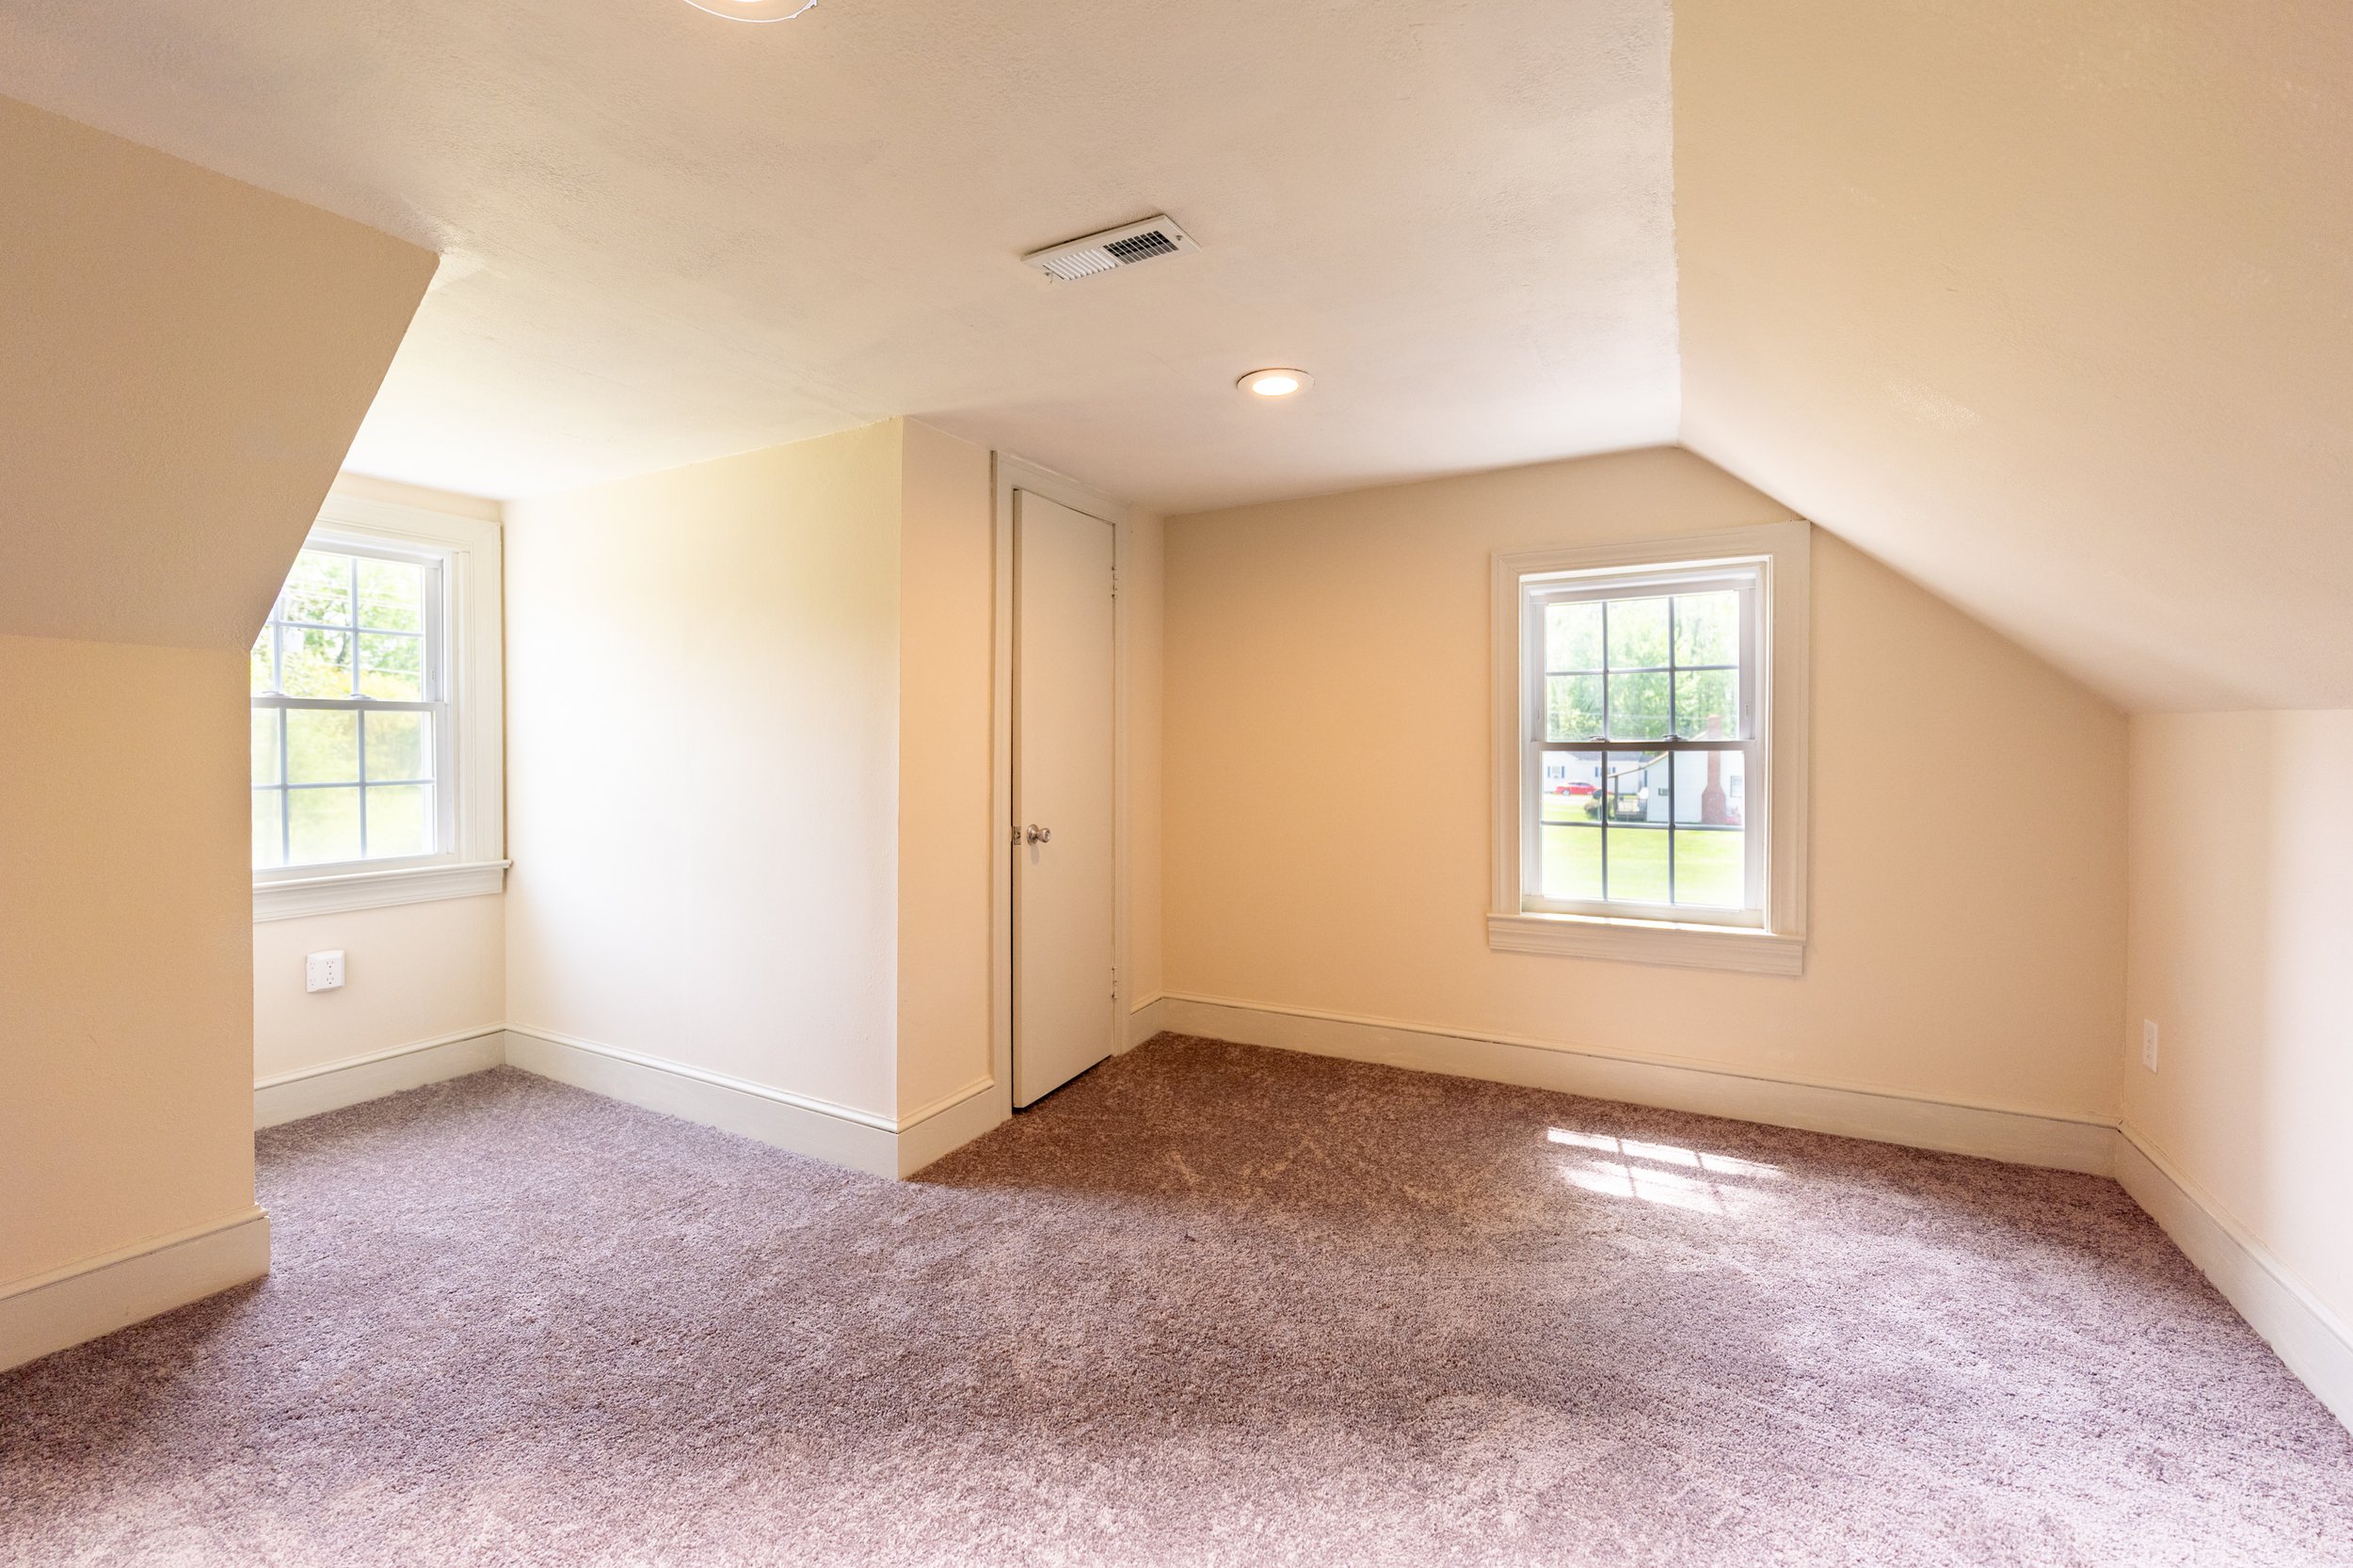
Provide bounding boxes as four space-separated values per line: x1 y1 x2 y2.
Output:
1541 749 1743 826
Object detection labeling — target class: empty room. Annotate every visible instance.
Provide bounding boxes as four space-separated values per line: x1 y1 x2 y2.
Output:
3 1 2349 1563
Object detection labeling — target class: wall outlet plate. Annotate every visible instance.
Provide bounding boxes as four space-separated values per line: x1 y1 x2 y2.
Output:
2141 1018 2159 1072
307 950 346 993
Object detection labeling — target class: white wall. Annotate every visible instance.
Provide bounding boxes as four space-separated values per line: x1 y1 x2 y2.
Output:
1162 447 2127 1123
502 424 1160 1151
504 422 910 1119
2124 711 2353 1329
253 899 505 1084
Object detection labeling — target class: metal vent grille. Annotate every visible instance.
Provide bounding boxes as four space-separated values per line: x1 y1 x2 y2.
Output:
1103 231 1177 264
1023 215 1199 281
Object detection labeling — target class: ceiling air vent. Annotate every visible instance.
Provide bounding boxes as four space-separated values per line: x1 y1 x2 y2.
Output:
1023 215 1200 281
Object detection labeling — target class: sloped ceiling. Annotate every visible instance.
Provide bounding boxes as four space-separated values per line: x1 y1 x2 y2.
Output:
0 0 1679 513
0 96 434 651
1673 0 2353 712
4 2 2345 710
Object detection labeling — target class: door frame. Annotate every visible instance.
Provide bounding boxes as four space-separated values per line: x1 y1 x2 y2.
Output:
990 454 1137 1108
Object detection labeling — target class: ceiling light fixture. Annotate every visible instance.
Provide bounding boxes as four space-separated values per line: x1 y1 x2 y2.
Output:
1238 368 1312 398
681 0 817 22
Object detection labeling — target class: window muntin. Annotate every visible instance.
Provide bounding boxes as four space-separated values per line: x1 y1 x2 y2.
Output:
1521 564 1765 926
250 539 450 872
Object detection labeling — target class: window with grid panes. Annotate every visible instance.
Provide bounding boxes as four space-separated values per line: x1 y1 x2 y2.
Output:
249 540 449 871
1521 563 1765 925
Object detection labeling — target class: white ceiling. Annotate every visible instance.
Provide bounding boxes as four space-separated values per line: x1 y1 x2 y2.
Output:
0 0 1680 513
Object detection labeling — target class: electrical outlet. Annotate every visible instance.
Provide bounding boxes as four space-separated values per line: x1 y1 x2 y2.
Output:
2141 1018 2160 1072
306 950 345 993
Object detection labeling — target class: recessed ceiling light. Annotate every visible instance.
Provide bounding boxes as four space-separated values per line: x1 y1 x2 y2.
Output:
1238 368 1313 398
681 0 817 22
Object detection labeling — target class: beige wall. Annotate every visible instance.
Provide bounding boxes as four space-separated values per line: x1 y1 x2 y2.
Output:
1125 511 1167 1015
0 95 434 653
0 639 255 1283
504 423 907 1118
895 424 997 1117
0 99 430 1295
1163 448 2126 1120
2124 711 2353 1324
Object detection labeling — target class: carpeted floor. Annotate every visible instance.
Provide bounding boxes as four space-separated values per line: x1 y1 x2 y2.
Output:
4 1035 2350 1567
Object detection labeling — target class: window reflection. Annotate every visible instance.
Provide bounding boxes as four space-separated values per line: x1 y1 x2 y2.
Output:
1546 1127 1782 1215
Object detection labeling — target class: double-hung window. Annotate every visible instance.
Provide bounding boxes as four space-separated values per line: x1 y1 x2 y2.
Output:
1525 566 1760 917
250 541 447 869
249 489 504 919
1490 524 1809 973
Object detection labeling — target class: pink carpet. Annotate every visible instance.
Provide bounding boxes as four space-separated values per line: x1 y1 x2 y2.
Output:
5 1034 2350 1565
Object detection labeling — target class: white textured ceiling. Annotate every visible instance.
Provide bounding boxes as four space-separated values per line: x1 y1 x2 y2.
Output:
0 0 1680 512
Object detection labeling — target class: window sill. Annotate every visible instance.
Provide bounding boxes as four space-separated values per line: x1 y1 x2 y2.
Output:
253 860 508 923
1486 911 1805 976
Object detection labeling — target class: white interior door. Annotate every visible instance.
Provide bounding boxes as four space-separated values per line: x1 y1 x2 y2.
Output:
1013 490 1117 1107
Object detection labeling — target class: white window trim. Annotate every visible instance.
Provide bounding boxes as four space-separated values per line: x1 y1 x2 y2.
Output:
252 490 505 921
1489 522 1810 974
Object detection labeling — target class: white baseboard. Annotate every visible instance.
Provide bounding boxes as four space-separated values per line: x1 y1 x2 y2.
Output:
1160 993 2117 1176
254 1028 507 1129
251 1022 1011 1180
2116 1126 2353 1432
896 1078 1008 1177
1127 993 1167 1049
1 1208 270 1373
504 1027 902 1178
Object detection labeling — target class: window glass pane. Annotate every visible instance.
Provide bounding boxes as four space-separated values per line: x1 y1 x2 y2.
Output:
1608 826 1671 903
357 557 424 632
1673 829 1744 908
286 709 359 784
364 785 431 859
251 709 281 785
1673 669 1739 740
1545 674 1603 741
1544 600 1603 671
288 787 361 865
1602 751 1672 902
1672 750 1746 908
1673 591 1739 666
359 633 424 700
1538 750 1603 824
1603 751 1671 824
280 627 354 697
1606 597 1669 670
251 791 283 870
249 627 276 696
282 550 353 627
363 710 429 782
1672 748 1746 829
1541 825 1602 902
1607 671 1671 740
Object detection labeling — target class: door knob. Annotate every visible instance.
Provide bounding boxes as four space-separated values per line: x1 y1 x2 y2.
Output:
1026 824 1052 844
